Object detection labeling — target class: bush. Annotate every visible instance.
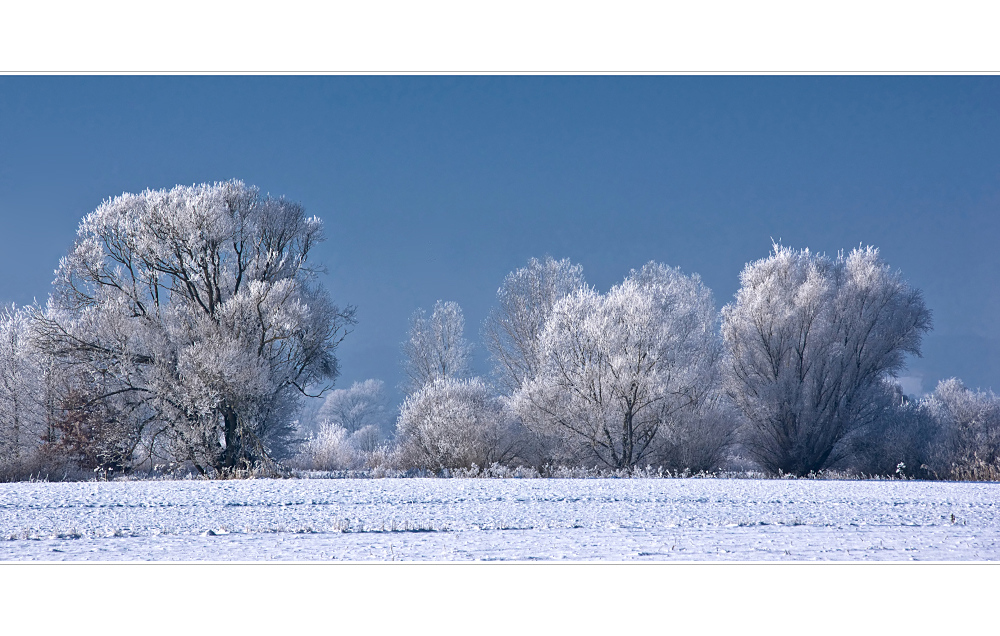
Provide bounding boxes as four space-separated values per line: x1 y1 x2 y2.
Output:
396 377 524 471
294 423 394 472
654 403 738 473
924 378 1000 480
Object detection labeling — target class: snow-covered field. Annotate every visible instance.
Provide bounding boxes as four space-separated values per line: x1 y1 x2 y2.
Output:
1 477 998 560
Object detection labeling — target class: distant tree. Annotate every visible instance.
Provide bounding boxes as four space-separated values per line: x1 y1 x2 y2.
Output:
483 256 586 393
924 378 1000 480
401 300 471 394
0 305 74 478
295 379 393 470
315 379 392 436
0 305 44 471
513 262 724 470
33 180 355 474
722 244 932 476
396 376 521 471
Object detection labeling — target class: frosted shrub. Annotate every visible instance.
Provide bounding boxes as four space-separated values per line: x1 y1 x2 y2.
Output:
298 424 362 471
450 463 541 478
396 377 522 471
295 426 396 472
924 379 1000 480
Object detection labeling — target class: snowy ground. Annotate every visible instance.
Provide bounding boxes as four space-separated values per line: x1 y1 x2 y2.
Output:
1 477 998 560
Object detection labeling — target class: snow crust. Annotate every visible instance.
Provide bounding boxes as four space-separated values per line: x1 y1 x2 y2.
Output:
1 478 998 561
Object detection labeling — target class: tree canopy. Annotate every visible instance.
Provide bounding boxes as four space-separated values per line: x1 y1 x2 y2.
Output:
34 180 355 474
722 244 931 475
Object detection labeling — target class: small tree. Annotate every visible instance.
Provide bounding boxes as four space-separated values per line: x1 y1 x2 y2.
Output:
0 305 49 475
0 307 35 465
722 244 932 476
401 300 471 394
0 304 90 479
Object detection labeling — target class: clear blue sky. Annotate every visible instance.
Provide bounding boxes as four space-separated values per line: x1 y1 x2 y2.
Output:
1 76 997 403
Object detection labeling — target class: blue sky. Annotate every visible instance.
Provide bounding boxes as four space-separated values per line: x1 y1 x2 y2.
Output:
1 76 997 403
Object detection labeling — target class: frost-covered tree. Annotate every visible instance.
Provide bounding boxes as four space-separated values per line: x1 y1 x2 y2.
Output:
722 244 931 476
923 378 1000 479
654 398 739 473
846 382 938 478
315 379 391 437
483 256 586 393
0 305 45 472
295 379 392 470
0 305 80 478
396 376 521 470
401 300 471 394
513 262 724 470
33 180 355 474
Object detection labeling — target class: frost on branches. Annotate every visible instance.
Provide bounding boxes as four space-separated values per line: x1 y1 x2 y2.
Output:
396 377 521 470
483 256 586 393
296 379 393 470
401 300 472 394
923 379 1000 480
397 300 520 471
513 262 728 470
722 244 931 476
33 181 355 475
0 305 55 475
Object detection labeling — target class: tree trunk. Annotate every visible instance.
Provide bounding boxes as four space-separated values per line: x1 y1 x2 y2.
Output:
220 406 241 471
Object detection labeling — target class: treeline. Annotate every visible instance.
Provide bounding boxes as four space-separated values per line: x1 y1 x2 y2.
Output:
298 254 1000 481
2 181 999 481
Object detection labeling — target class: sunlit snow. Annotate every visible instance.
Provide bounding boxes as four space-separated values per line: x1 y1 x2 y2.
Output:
1 478 998 560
